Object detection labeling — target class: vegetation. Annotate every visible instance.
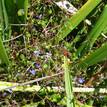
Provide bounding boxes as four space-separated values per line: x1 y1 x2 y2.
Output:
0 0 107 107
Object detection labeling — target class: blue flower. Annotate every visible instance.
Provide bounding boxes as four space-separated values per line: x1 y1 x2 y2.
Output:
3 92 7 97
29 69 36 75
34 63 40 69
78 77 85 84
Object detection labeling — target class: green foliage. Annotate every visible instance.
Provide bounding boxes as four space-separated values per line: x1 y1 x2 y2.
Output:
53 0 101 44
78 43 107 69
0 0 10 40
16 0 29 23
0 0 29 66
4 0 29 23
0 0 107 106
0 35 9 66
63 57 75 107
76 5 107 57
0 0 9 65
59 1 107 107
0 0 8 30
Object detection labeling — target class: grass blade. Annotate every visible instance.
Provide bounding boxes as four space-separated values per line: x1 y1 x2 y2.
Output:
53 0 101 44
0 0 12 41
16 0 29 23
1 0 9 29
4 0 29 24
5 0 17 23
76 5 107 57
78 43 107 69
63 57 75 107
0 35 9 66
24 0 29 23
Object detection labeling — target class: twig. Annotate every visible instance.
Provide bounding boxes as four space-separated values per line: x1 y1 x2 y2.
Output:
10 24 28 26
3 34 23 42
73 87 107 93
1 81 107 93
3 72 64 91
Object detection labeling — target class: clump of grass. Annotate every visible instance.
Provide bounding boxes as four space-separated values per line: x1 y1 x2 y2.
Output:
1 0 107 107
0 0 9 66
78 43 107 69
53 0 101 44
60 2 107 107
76 5 107 57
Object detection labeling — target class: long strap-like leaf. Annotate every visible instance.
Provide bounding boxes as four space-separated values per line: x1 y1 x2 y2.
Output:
0 0 9 29
76 5 107 57
63 57 75 107
0 0 11 40
78 43 107 69
0 36 9 66
53 0 101 44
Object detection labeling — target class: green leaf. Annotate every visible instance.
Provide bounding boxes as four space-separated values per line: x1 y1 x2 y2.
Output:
76 5 107 57
16 0 29 23
0 36 9 66
78 43 107 69
0 0 9 29
0 0 10 40
4 0 29 23
53 0 101 44
4 0 16 24
63 57 75 107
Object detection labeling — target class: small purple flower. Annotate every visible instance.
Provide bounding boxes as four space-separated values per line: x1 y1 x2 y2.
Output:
34 63 40 69
78 77 85 84
34 14 42 19
29 69 36 75
3 92 7 97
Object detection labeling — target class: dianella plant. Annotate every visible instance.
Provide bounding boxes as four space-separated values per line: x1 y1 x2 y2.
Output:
60 0 107 106
0 0 9 66
0 0 29 67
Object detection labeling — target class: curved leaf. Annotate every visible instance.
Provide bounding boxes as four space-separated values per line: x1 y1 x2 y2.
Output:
53 0 101 44
78 43 107 69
